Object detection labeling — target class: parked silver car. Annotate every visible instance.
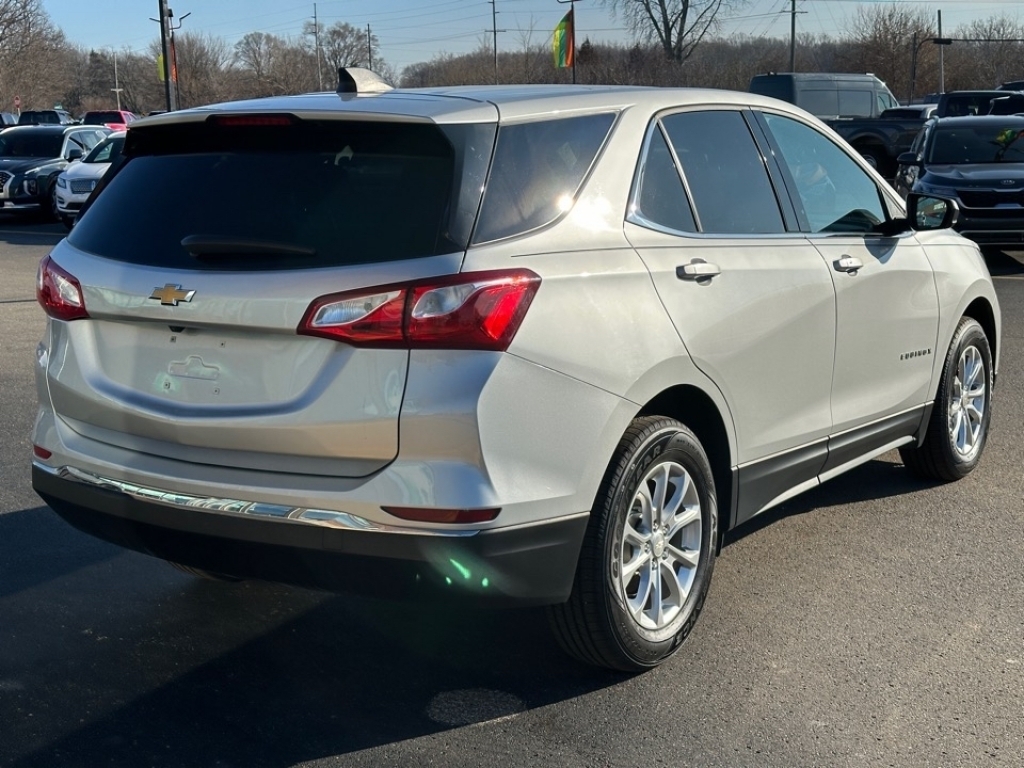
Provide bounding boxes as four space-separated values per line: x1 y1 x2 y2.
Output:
32 71 1001 671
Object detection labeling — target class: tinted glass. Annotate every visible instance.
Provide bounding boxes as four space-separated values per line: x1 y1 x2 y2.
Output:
474 113 615 243
70 119 469 271
0 132 62 158
662 111 785 235
630 126 696 232
84 112 126 125
838 90 872 117
85 135 125 163
928 123 1024 163
799 90 839 117
763 113 886 234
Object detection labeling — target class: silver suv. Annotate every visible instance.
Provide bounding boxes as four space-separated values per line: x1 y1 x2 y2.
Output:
32 72 1000 672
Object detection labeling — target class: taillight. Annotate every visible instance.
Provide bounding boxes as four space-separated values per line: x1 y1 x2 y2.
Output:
37 256 88 321
298 269 540 351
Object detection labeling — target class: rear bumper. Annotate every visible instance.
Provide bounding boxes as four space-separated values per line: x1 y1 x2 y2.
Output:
33 463 588 607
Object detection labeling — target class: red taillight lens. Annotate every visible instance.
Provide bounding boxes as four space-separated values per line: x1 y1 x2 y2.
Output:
298 269 540 351
382 506 501 524
37 256 88 321
33 445 52 459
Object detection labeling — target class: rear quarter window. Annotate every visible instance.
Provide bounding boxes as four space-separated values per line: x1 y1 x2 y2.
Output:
472 112 616 243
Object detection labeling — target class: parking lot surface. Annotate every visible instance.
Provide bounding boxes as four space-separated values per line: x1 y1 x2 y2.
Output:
1 216 1022 767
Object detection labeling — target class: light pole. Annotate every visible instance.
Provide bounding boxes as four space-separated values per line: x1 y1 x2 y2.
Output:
110 50 123 111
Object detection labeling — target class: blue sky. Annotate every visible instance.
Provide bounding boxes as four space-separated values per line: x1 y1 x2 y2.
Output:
41 1 1022 75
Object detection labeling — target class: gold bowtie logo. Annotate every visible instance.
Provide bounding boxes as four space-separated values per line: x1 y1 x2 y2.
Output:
149 284 196 306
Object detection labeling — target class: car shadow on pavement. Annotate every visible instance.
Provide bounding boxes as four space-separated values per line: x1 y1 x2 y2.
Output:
722 453 929 548
1 505 625 768
982 247 1024 276
0 214 65 246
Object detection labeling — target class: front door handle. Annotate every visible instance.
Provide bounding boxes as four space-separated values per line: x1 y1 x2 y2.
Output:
833 256 863 274
676 259 722 281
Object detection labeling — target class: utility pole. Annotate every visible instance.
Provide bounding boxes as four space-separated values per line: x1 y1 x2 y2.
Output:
490 0 499 84
152 2 188 110
938 10 945 93
314 3 323 90
789 0 796 71
367 24 372 70
156 0 177 111
111 51 123 110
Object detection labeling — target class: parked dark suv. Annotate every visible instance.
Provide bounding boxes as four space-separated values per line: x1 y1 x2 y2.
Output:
17 109 75 126
895 114 1024 247
0 125 108 218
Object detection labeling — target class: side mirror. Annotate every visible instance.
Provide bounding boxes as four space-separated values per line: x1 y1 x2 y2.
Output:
896 151 921 166
906 192 959 231
67 148 83 161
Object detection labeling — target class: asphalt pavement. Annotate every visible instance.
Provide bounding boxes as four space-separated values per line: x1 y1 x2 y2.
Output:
1 216 1022 767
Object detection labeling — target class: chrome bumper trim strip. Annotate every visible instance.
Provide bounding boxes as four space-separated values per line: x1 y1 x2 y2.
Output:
35 463 478 538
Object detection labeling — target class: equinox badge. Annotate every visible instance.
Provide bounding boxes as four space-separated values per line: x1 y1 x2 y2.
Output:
150 284 196 306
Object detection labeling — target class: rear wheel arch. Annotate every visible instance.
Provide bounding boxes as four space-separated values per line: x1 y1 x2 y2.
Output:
637 385 733 534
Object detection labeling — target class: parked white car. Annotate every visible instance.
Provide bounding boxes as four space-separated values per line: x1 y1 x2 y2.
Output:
54 130 125 229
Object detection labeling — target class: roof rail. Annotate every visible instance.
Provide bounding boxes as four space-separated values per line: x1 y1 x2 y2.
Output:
337 67 393 95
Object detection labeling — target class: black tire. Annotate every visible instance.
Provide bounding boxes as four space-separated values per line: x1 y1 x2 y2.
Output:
548 416 718 672
858 147 888 176
44 181 60 223
167 561 243 582
900 317 993 481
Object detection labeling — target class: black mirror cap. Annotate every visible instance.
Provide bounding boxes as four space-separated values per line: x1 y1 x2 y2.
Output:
896 151 921 166
67 148 83 161
906 192 960 231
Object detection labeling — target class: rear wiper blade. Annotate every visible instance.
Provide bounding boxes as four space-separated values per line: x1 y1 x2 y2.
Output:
181 235 316 259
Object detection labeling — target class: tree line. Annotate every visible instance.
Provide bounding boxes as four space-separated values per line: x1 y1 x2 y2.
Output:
1 0 1022 116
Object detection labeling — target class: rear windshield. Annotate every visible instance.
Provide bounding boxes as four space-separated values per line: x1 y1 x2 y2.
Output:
84 111 127 125
0 132 62 158
69 117 495 271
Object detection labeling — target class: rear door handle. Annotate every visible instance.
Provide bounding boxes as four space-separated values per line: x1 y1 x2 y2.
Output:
676 259 721 280
833 256 863 273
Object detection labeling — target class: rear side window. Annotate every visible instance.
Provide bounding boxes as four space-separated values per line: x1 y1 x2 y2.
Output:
662 111 785 235
629 127 696 233
798 90 839 117
473 113 616 243
70 118 491 271
838 90 872 117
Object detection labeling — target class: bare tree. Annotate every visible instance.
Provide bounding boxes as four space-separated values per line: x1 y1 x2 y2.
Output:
605 0 740 64
156 31 231 109
844 5 933 102
0 0 76 112
303 20 384 81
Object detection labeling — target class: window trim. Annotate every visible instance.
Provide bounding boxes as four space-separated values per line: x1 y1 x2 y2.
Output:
627 106 795 239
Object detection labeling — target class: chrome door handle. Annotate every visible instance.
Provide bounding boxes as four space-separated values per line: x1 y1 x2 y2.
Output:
676 259 722 280
833 256 863 273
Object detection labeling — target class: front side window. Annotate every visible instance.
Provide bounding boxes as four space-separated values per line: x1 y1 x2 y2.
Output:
763 113 886 234
662 110 785 235
473 113 616 243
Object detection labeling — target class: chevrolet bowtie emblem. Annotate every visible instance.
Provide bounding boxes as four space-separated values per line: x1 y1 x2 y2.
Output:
149 284 196 306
